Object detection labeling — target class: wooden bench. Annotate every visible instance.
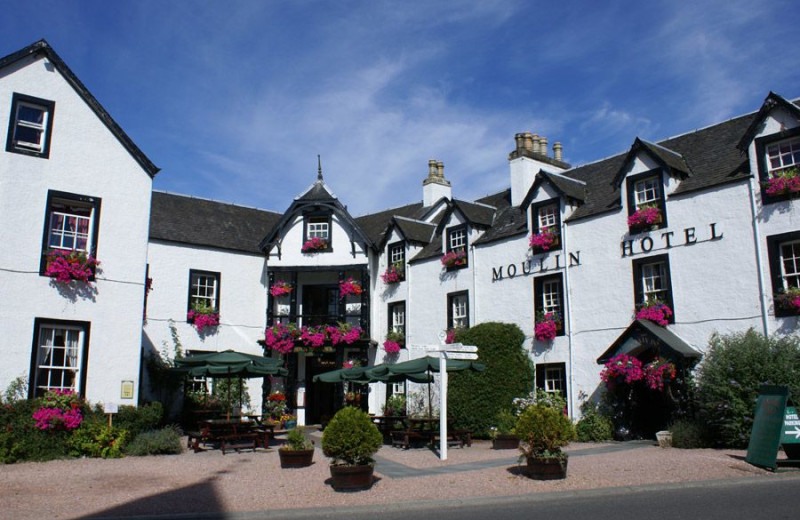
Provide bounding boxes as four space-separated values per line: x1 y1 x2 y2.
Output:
187 421 261 454
390 425 430 449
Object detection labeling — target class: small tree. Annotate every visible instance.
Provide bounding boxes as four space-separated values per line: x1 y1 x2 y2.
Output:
696 329 800 448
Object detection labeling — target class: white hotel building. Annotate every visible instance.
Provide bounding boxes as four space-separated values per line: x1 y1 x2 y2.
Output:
2 40 799 424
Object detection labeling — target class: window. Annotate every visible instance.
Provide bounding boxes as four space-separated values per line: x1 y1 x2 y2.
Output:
767 230 800 316
756 128 800 203
535 362 567 410
188 270 220 314
39 191 101 275
632 254 674 322
388 301 406 334
534 274 565 337
30 319 89 398
447 291 469 330
184 350 210 393
388 241 405 267
530 199 562 251
626 170 667 231
445 225 468 269
766 138 800 173
303 214 332 251
6 93 55 158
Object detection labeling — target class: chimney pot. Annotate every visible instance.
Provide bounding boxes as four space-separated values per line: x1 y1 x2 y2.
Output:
532 133 540 154
428 159 438 178
514 133 525 152
540 136 548 157
523 132 534 152
553 142 563 162
437 161 444 178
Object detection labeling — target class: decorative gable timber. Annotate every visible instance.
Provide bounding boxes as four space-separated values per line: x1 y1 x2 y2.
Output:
0 39 159 177
520 170 587 210
377 216 436 250
737 91 800 152
612 138 693 188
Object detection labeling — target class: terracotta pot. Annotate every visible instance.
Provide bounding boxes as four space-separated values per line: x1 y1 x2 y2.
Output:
329 464 374 491
524 455 568 480
278 448 314 468
492 434 520 450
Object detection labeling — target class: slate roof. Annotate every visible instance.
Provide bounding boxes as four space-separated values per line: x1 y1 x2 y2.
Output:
149 191 280 254
354 202 426 247
394 217 436 245
0 40 159 177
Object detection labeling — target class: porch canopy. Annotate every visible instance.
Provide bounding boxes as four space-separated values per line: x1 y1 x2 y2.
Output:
596 319 702 365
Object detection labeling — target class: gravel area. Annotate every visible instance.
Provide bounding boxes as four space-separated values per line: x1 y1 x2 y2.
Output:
0 433 786 520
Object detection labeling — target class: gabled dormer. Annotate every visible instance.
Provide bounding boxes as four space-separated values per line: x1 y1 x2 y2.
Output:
737 92 800 204
377 216 436 284
509 131 570 206
259 164 374 260
520 170 586 254
614 138 692 234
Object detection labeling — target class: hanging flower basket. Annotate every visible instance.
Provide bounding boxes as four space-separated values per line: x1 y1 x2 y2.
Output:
529 228 559 253
441 250 467 269
774 287 800 313
634 301 673 327
383 330 404 353
600 353 644 388
339 278 363 298
269 281 293 297
534 312 561 341
326 323 363 346
265 323 298 354
627 204 662 232
44 249 100 284
381 264 405 284
301 237 328 253
644 358 677 391
187 301 219 333
764 168 800 197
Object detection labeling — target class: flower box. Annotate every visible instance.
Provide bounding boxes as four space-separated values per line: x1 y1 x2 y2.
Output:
774 287 800 314
627 204 662 232
44 249 100 284
301 237 328 253
529 229 560 254
381 264 405 284
339 278 363 298
269 281 293 297
187 308 220 333
764 168 800 197
441 250 467 269
534 312 561 341
634 301 673 327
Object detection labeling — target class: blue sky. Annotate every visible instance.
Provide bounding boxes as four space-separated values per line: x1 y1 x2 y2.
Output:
3 1 800 216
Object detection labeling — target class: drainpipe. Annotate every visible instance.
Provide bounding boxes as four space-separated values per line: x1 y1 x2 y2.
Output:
561 211 576 420
747 176 770 336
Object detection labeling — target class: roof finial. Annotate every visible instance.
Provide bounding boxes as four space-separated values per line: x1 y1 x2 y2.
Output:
317 155 323 182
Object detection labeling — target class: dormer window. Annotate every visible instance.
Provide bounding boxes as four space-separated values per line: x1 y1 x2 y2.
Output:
6 93 55 158
626 170 666 233
302 214 332 253
756 129 800 203
442 225 468 269
529 200 561 253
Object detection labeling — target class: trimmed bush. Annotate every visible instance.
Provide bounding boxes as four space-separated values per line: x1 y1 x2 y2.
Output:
515 402 575 459
126 425 184 456
696 330 800 448
575 402 614 442
114 402 164 440
322 407 382 466
449 322 533 438
68 420 128 458
669 418 709 449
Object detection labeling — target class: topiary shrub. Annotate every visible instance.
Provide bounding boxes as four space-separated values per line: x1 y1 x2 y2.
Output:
114 402 164 440
449 322 533 438
125 425 184 456
696 330 800 448
515 402 575 460
322 407 382 466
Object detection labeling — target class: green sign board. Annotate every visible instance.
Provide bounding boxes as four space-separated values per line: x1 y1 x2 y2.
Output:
746 385 789 471
781 406 800 445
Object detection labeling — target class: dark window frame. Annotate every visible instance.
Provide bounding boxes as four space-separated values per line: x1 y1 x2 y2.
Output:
535 362 567 411
6 92 56 158
302 212 333 252
447 290 469 330
756 126 800 204
626 169 667 232
387 300 406 347
445 224 469 269
767 230 800 317
533 273 566 337
39 190 102 278
631 253 675 323
387 240 406 271
28 318 90 399
187 269 221 317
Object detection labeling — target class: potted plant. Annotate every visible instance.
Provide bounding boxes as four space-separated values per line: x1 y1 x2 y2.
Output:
491 409 519 449
321 406 383 491
534 312 561 341
279 427 315 468
440 249 467 269
515 401 575 480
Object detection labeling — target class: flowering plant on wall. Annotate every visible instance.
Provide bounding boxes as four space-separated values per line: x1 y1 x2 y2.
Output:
764 168 800 197
300 326 327 348
440 249 467 268
644 358 677 391
383 329 405 354
339 278 363 298
381 263 405 284
627 204 662 231
269 281 293 297
775 287 800 313
301 237 328 253
32 389 83 431
600 354 644 387
634 300 673 327
326 322 363 346
187 301 220 333
534 312 561 341
44 249 100 284
265 322 298 354
444 328 457 344
529 228 559 253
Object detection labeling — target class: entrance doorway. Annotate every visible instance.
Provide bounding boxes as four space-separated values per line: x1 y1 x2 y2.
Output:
305 353 338 425
301 285 338 327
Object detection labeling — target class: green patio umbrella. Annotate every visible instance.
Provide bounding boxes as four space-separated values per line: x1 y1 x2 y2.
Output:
312 364 432 384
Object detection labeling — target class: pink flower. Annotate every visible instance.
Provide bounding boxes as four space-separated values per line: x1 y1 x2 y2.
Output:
301 237 328 253
529 228 558 252
383 340 401 354
635 302 673 327
644 358 677 391
381 264 404 284
339 278 363 298
44 250 100 284
628 206 662 228
269 281 292 297
187 310 220 332
300 327 326 348
440 250 467 268
265 323 296 353
445 329 457 344
600 354 645 386
534 312 561 341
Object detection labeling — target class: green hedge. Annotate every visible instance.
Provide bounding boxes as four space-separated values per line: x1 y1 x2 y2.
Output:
449 322 533 438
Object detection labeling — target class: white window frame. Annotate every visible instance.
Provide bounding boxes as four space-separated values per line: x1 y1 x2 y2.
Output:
307 216 329 240
34 324 83 396
537 204 558 231
451 294 468 329
13 101 49 152
780 240 800 290
389 243 405 266
634 177 660 208
543 366 565 395
767 137 800 174
390 304 405 334
48 206 93 252
190 272 219 312
641 261 668 303
448 228 467 251
541 279 561 315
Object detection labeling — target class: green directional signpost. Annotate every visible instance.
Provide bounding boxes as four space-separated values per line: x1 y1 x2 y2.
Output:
746 386 800 470
780 406 800 460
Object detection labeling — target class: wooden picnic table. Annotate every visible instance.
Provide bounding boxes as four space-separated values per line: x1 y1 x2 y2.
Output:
371 415 408 442
187 418 273 454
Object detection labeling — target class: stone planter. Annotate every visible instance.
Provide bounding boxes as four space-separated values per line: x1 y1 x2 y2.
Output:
656 430 672 448
278 448 314 468
524 455 568 480
329 464 374 491
492 434 520 450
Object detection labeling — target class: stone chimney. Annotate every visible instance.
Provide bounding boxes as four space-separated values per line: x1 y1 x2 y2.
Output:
423 159 452 206
553 142 563 162
509 131 570 206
